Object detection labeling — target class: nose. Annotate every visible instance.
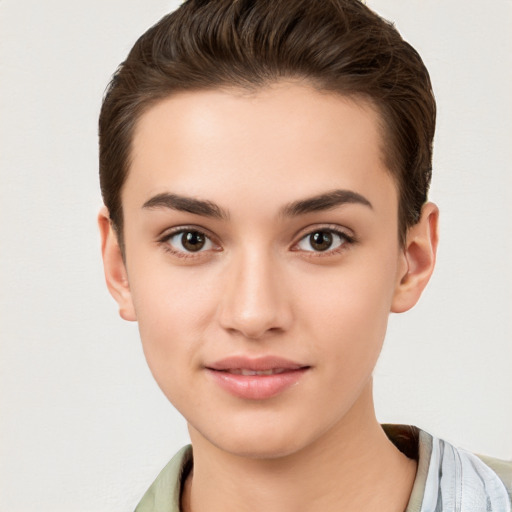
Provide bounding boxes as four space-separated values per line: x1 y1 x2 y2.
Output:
217 248 292 340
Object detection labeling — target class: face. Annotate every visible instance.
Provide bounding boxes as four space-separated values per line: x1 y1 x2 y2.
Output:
101 82 437 459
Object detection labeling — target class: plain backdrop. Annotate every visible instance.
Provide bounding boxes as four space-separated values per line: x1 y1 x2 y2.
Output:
1 1 511 510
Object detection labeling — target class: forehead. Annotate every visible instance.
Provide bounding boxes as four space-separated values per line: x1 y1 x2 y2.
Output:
125 83 396 216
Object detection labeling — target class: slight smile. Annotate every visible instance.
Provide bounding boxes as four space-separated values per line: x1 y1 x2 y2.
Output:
205 356 311 400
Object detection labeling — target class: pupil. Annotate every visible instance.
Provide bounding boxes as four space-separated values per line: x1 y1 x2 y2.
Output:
182 231 205 251
311 231 332 251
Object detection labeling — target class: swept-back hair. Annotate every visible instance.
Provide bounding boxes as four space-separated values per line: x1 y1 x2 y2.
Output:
99 0 435 247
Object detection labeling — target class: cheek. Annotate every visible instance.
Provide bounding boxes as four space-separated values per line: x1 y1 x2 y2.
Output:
299 284 388 410
295 253 398 360
130 256 219 327
127 265 218 386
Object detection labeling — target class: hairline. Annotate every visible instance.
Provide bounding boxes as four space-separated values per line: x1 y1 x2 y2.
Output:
112 80 407 254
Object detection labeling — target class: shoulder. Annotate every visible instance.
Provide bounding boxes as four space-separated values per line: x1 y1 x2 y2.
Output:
420 430 511 511
383 425 512 511
477 453 512 502
134 445 192 512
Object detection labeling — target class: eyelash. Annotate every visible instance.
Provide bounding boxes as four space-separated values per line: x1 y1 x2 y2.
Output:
158 225 356 259
291 225 356 257
158 226 220 259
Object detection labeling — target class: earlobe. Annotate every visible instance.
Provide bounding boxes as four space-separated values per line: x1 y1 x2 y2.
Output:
98 207 137 321
391 202 439 313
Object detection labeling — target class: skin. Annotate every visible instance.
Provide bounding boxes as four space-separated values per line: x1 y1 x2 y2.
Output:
99 82 438 512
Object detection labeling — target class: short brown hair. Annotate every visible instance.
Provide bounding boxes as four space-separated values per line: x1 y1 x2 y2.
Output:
99 0 435 247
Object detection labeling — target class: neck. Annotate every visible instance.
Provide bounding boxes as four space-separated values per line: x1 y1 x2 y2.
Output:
182 383 416 512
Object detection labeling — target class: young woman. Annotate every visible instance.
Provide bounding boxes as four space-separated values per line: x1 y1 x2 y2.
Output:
98 1 512 510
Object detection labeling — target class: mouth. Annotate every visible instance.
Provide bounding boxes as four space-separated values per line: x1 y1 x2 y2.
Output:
205 356 310 400
224 368 293 376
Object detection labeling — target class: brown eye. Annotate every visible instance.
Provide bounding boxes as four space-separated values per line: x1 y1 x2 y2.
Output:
181 231 206 252
165 229 214 254
309 231 333 251
296 229 349 253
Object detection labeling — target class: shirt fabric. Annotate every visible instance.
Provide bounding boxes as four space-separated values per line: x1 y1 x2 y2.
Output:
134 425 512 512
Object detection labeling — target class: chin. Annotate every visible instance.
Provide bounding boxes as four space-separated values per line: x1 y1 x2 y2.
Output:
215 436 306 460
189 415 325 461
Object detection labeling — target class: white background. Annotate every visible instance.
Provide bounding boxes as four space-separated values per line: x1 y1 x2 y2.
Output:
1 1 511 510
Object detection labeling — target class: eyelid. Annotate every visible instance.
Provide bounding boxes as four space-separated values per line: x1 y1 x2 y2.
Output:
292 223 355 242
158 223 220 240
290 224 356 254
158 225 222 256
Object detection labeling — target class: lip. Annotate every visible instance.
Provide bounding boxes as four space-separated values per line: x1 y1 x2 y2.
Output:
205 356 310 400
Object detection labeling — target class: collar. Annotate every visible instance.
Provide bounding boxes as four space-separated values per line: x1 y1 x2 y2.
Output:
134 426 511 512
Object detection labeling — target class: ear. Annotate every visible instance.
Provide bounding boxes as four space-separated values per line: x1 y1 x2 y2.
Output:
391 202 439 313
98 206 137 321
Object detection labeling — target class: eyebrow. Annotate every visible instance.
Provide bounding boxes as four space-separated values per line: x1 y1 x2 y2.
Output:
142 193 229 220
280 189 373 217
142 189 372 220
